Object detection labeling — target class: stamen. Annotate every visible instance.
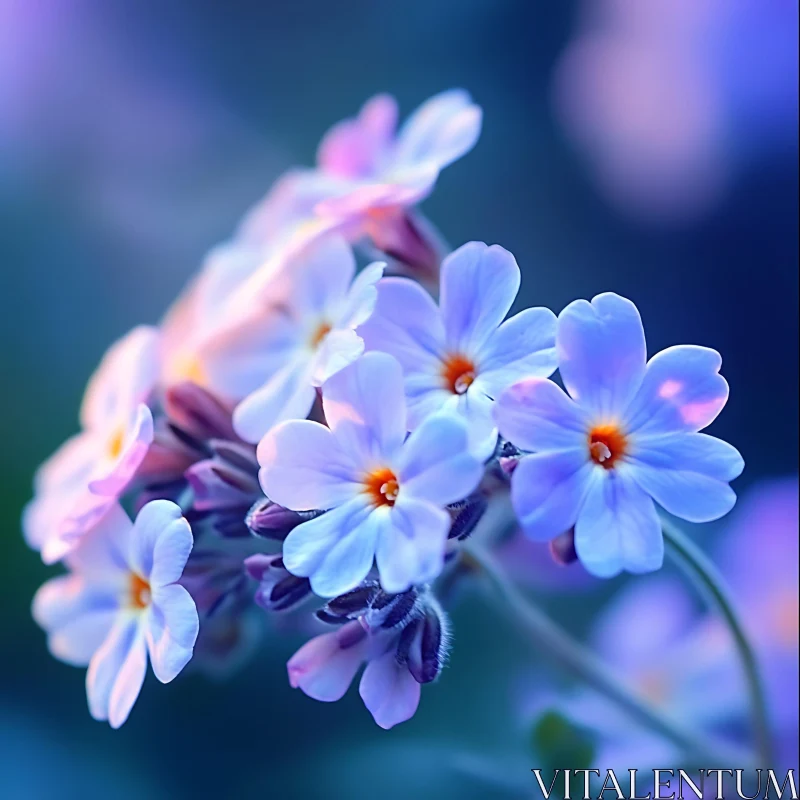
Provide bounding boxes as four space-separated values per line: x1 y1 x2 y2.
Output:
310 321 332 348
364 467 400 507
441 354 477 395
129 573 151 609
588 424 628 469
107 426 125 460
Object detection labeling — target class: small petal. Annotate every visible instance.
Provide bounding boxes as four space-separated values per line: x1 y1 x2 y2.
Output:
88 403 154 497
393 88 482 171
359 650 421 730
147 583 199 683
494 378 589 453
574 467 663 577
359 277 445 374
625 345 730 434
128 500 193 589
108 628 148 729
376 498 450 593
476 306 558 397
258 419 361 510
311 328 365 387
398 413 483 505
511 449 594 541
318 94 398 179
336 261 385 329
233 361 317 445
288 624 368 702
440 242 520 353
629 432 744 522
86 616 140 724
282 498 373 589
321 352 408 461
557 293 646 417
32 575 118 666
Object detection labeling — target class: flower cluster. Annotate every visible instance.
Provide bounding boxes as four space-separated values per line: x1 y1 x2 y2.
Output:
25 89 743 729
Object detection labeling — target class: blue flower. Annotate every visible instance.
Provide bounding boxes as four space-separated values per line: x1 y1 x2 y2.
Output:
360 241 557 459
258 352 483 597
494 292 744 578
33 500 199 728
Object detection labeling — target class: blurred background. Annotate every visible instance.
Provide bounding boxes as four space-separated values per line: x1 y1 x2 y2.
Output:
1 1 797 798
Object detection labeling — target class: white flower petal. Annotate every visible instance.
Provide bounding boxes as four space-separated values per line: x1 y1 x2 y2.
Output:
321 352 407 460
476 306 558 397
282 498 372 586
574 467 663 578
107 626 148 729
359 276 445 372
147 584 199 683
511 449 594 541
258 419 362 510
625 345 730 435
32 575 118 667
86 615 141 725
233 360 317 444
440 242 520 353
376 498 450 593
494 378 589 453
359 650 421 730
128 500 192 588
629 432 744 522
557 293 646 417
398 413 483 505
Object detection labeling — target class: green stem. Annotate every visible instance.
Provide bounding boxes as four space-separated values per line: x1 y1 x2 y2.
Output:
661 518 774 768
463 542 755 767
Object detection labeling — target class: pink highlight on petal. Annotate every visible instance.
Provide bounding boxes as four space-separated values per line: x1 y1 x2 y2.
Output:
680 397 727 427
658 379 683 399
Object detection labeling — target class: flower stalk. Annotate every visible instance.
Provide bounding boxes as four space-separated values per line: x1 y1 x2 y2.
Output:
463 542 756 768
661 518 774 768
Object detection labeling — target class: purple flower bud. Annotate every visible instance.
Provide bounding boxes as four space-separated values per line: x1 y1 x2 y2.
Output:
246 499 316 540
245 553 312 613
369 209 445 285
165 382 238 442
397 599 450 684
447 492 488 540
319 581 381 623
549 528 579 565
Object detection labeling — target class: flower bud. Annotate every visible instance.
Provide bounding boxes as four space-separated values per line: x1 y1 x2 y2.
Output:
549 528 578 566
165 382 238 442
397 598 450 684
246 498 316 540
245 554 312 613
447 492 488 540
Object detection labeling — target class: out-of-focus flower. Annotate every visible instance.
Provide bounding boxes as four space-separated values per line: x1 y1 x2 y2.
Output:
717 478 798 764
553 0 799 224
553 479 799 771
495 292 743 577
215 235 384 444
259 352 483 596
32 500 198 728
25 326 159 563
245 554 313 613
288 586 449 729
361 241 557 459
242 90 482 280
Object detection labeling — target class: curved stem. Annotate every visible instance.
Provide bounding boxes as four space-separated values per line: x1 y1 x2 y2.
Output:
661 518 774 768
463 542 755 767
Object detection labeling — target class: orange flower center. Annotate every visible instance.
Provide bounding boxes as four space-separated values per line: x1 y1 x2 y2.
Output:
441 354 476 395
310 321 332 348
363 467 399 507
107 425 125 460
588 424 628 469
129 573 151 610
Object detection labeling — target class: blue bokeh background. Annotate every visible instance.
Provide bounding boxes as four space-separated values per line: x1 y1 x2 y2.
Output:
1 2 797 798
